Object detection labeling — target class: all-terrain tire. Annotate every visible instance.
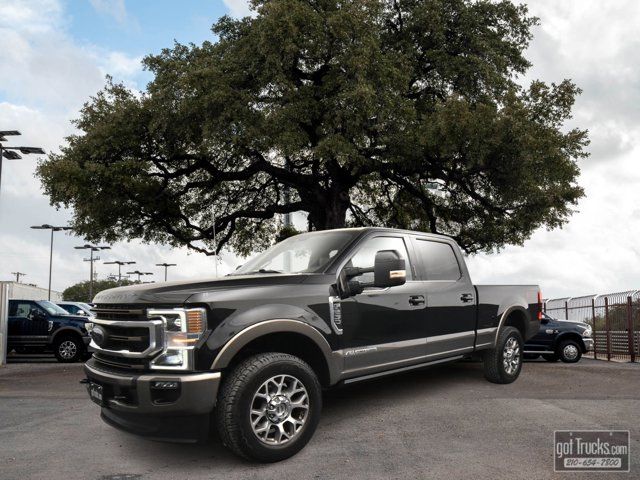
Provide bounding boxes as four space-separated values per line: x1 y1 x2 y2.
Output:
215 353 322 462
483 326 523 384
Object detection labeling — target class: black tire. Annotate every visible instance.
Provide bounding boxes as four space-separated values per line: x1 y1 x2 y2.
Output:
483 326 523 384
215 353 322 462
53 334 84 363
559 340 582 363
542 353 559 362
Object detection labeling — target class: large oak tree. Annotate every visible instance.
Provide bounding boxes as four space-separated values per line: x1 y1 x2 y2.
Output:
38 0 587 256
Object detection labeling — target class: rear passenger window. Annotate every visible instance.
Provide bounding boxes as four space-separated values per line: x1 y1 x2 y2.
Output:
414 240 461 281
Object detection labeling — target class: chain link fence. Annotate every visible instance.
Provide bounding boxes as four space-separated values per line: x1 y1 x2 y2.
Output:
544 291 639 362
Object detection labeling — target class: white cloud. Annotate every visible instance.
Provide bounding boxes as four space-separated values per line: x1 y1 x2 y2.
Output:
89 0 128 25
222 0 254 18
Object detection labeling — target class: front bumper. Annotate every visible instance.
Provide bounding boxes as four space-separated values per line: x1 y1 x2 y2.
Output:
583 338 593 352
84 359 221 441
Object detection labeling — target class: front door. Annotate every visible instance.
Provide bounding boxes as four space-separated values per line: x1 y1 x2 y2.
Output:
338 234 428 377
8 301 49 345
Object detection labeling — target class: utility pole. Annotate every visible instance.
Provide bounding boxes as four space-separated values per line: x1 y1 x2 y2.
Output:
31 224 72 300
11 272 26 283
104 260 136 283
155 263 177 281
75 244 110 301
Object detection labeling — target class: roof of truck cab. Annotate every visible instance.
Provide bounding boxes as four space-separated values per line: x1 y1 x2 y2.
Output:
323 227 454 241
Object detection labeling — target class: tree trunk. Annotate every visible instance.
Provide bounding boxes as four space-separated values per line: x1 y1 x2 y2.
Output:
306 188 350 230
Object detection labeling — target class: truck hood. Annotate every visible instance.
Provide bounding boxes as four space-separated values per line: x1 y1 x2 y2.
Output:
93 273 312 304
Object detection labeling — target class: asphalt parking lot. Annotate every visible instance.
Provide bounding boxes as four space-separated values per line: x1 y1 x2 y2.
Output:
1 356 638 480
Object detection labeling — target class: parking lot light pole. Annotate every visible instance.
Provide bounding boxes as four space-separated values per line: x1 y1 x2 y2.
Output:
75 244 110 301
31 224 72 300
104 260 136 283
0 131 45 203
155 263 177 281
127 270 153 283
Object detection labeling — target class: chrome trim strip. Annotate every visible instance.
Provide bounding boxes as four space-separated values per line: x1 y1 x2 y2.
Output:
90 318 164 358
476 327 498 335
523 350 555 354
475 342 493 348
343 355 464 384
426 330 476 343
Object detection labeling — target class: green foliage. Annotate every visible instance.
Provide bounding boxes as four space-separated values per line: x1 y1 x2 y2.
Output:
38 0 588 256
63 279 135 302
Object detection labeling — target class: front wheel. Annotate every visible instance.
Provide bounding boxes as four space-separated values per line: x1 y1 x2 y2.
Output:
53 335 84 363
483 327 523 384
559 340 582 363
215 353 322 462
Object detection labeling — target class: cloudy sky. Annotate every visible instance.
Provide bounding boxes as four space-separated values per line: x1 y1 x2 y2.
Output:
0 0 638 299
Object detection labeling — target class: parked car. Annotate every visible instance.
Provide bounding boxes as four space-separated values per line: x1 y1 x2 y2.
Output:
57 301 95 317
523 312 593 363
7 299 91 362
83 227 541 462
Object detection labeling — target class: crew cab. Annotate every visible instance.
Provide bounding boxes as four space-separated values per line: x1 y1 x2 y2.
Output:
83 227 541 462
7 299 91 362
524 312 593 363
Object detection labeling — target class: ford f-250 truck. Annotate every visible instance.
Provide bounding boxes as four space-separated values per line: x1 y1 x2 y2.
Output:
83 227 541 462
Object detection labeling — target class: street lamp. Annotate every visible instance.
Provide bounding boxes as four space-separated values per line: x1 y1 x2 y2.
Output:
155 263 177 281
127 270 153 283
104 260 136 283
31 224 72 300
0 131 45 201
74 244 110 301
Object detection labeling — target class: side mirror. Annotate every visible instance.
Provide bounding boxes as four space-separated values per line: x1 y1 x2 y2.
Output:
30 309 47 321
374 250 407 288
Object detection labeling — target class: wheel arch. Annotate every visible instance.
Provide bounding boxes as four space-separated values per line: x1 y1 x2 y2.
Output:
211 319 340 386
554 332 586 352
50 326 85 344
496 306 529 344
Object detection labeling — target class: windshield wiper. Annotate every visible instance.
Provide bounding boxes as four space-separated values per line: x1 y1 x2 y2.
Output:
242 269 284 275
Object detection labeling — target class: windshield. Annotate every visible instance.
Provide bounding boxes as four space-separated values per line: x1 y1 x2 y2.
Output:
233 230 359 275
38 301 71 316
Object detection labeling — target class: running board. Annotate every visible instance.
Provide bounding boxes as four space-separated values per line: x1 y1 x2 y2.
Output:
343 355 464 384
524 350 555 354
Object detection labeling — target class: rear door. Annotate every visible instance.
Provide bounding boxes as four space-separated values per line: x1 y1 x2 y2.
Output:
338 234 428 376
411 237 476 359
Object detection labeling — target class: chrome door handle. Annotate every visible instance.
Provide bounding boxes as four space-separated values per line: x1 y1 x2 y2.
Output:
409 295 425 306
460 293 474 303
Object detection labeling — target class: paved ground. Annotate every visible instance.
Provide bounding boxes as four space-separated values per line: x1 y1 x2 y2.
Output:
1 356 638 480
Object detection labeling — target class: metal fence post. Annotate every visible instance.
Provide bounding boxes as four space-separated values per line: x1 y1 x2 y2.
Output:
627 296 636 363
591 297 597 360
605 297 611 361
565 301 569 319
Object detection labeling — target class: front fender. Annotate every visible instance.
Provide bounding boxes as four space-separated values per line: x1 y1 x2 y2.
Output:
50 326 87 343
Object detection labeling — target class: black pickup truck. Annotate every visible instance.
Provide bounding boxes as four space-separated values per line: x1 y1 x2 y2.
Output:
8 299 91 362
524 312 593 363
83 227 541 461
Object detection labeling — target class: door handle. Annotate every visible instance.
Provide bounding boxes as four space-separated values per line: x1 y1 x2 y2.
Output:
409 295 425 306
460 293 474 303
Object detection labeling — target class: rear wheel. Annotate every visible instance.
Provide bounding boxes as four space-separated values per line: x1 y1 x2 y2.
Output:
559 340 582 363
53 335 84 363
483 327 523 384
215 353 322 462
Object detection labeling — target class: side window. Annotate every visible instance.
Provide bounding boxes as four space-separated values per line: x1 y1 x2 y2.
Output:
347 236 412 283
11 302 33 317
413 239 461 281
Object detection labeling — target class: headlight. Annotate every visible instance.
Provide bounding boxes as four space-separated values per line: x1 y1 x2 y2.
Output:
147 308 207 370
582 325 592 338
